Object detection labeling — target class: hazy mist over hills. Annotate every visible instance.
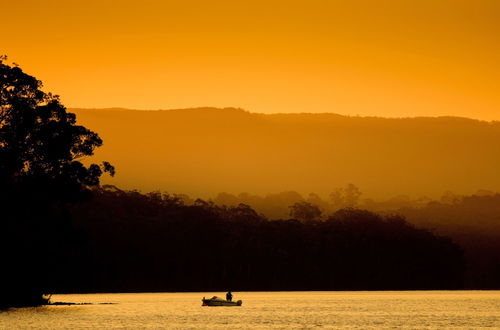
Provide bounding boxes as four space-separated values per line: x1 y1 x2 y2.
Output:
72 107 500 200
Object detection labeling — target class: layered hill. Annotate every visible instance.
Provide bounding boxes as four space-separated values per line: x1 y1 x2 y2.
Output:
71 107 500 199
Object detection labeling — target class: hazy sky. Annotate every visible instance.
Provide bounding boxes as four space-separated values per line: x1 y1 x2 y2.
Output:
2 0 500 120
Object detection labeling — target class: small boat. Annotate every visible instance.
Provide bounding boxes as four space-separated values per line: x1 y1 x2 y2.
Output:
202 296 242 306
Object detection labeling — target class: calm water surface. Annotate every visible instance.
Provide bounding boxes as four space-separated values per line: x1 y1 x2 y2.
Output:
1 291 499 329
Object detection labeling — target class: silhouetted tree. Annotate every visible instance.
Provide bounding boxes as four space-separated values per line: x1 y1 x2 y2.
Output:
329 184 362 209
289 201 322 223
0 56 114 192
344 183 362 207
0 56 114 308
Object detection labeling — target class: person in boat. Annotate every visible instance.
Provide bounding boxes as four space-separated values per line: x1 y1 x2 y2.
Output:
226 291 233 302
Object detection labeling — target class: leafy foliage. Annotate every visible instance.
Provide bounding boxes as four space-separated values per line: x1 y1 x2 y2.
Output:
0 57 113 308
0 56 114 197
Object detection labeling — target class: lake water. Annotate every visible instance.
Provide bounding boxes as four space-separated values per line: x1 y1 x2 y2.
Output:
1 291 499 329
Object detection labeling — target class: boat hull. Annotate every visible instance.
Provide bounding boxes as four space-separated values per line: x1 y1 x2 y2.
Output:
202 298 242 306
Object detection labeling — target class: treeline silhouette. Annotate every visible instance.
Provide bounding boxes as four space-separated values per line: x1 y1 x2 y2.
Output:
211 187 500 220
53 186 465 293
398 192 500 289
211 185 434 219
211 188 500 289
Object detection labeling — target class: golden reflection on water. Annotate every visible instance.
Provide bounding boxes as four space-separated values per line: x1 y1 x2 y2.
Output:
1 291 499 329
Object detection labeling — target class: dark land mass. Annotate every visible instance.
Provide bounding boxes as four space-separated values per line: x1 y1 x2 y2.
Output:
207 189 500 289
399 194 500 289
44 186 468 293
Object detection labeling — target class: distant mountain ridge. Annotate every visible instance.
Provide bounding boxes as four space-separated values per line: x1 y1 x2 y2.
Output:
71 107 496 122
70 107 500 199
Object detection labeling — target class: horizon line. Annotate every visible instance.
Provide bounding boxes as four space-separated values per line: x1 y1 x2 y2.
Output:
68 106 499 123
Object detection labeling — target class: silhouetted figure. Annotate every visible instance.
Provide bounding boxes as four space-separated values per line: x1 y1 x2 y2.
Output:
226 291 233 302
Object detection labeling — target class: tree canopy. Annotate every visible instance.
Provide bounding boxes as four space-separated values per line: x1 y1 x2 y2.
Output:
0 56 114 200
0 56 114 308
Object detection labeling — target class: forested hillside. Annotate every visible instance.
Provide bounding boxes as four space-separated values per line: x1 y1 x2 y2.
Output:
72 108 500 199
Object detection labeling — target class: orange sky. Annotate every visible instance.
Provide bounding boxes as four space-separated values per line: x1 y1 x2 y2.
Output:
2 0 500 120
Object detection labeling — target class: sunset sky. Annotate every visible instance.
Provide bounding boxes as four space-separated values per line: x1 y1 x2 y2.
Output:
2 0 500 120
